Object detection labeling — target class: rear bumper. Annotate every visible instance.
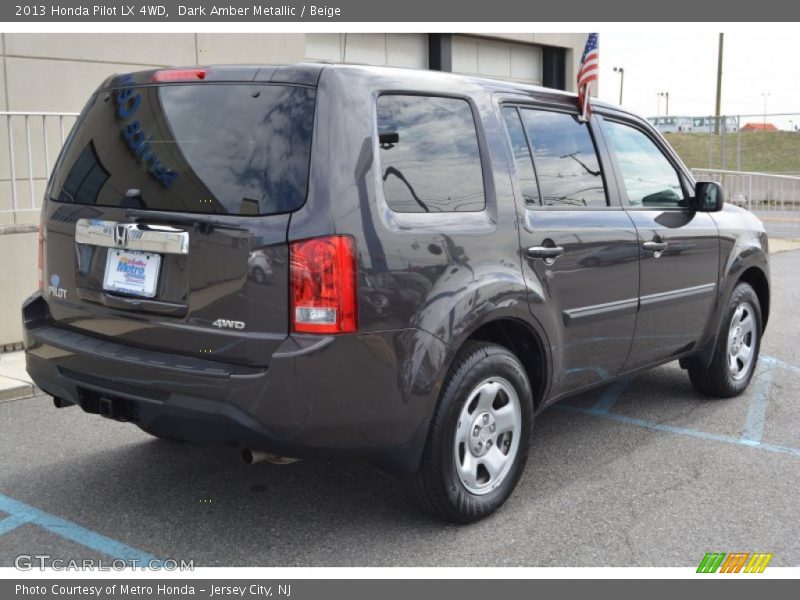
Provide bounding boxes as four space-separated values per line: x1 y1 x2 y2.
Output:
22 293 446 473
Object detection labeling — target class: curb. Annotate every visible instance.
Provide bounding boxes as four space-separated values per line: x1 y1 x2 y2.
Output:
0 377 35 402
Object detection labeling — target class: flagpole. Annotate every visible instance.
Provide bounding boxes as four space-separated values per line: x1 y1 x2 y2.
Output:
577 33 597 123
580 82 591 122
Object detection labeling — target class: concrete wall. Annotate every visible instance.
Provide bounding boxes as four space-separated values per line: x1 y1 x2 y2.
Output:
306 33 428 68
1 33 578 114
0 32 585 346
451 35 543 84
304 33 582 88
0 227 37 347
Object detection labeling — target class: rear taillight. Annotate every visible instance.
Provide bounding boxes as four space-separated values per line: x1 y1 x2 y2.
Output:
290 236 357 334
37 212 45 291
150 68 208 83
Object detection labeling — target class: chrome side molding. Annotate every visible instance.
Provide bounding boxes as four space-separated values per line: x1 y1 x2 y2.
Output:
75 219 189 255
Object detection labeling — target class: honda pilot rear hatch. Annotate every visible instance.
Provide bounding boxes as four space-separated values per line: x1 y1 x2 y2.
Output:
41 67 318 367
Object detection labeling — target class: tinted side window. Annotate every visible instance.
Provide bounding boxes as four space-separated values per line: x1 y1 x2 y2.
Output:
604 120 686 208
501 107 541 206
519 109 607 208
376 95 485 213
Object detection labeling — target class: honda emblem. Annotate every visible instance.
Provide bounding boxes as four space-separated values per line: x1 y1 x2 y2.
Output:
114 225 128 247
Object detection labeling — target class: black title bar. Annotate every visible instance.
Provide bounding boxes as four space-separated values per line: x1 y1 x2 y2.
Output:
3 0 800 21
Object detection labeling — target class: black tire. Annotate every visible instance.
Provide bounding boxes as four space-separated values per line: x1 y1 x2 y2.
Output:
405 341 534 523
252 267 267 284
688 282 762 398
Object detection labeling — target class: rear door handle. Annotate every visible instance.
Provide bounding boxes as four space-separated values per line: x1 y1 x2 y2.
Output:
642 241 668 252
527 246 565 260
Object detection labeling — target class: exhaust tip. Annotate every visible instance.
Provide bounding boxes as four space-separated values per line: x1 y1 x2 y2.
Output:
53 397 73 409
242 448 259 465
242 448 299 466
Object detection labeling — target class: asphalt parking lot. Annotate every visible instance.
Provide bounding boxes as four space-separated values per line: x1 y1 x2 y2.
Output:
1 249 798 568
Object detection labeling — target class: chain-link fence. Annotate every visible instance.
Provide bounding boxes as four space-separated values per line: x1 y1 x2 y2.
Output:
653 113 800 237
656 113 800 174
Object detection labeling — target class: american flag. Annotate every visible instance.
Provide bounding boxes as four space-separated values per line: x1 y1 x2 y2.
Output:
577 33 599 119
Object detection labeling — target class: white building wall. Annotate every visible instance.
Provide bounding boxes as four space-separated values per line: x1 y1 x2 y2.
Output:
305 33 428 68
451 35 543 84
1 32 585 113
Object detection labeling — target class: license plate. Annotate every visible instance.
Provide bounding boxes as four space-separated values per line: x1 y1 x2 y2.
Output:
103 249 162 298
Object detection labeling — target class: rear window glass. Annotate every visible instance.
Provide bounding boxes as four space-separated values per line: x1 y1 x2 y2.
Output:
49 82 315 215
376 94 485 213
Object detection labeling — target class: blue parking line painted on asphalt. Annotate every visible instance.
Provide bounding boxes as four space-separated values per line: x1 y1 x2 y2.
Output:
763 353 800 376
591 378 632 414
740 356 777 445
555 404 800 458
0 513 33 535
554 353 800 457
0 493 161 565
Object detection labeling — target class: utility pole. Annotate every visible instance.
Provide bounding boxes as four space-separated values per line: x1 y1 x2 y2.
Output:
613 66 625 105
714 33 724 135
761 92 771 131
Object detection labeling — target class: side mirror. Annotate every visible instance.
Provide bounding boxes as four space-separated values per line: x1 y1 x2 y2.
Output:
694 181 725 212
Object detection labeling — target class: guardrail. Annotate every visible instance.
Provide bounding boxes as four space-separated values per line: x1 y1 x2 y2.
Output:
1 111 79 221
692 168 800 237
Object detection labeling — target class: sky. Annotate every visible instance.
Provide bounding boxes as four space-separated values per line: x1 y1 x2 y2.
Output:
596 32 800 129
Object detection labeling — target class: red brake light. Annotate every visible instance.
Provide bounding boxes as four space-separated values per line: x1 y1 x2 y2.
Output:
290 236 357 334
150 68 208 83
37 212 45 291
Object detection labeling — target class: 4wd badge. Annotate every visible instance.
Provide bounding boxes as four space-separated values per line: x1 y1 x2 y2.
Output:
212 319 245 330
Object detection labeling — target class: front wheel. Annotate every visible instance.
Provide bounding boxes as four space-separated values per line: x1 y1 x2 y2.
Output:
405 342 533 523
688 282 762 398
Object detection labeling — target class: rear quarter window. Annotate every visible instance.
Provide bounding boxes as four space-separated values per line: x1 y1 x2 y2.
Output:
376 94 485 213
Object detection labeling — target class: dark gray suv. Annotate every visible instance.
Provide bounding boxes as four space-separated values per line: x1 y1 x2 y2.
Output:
23 63 770 522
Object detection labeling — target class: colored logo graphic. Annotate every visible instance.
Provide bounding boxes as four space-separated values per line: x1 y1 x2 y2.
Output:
697 552 773 573
117 256 147 283
50 274 60 288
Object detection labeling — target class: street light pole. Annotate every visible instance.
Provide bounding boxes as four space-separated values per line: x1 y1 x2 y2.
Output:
613 66 625 105
761 92 771 131
658 92 670 116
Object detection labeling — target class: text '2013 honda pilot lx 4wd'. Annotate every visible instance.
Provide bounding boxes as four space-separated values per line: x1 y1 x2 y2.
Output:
23 63 770 522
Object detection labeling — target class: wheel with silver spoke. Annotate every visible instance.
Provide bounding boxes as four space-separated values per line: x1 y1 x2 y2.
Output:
453 378 521 495
726 302 756 380
405 341 533 523
689 282 763 398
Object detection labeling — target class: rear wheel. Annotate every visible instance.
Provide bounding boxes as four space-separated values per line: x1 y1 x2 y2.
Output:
405 341 533 523
688 282 762 397
252 267 267 284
